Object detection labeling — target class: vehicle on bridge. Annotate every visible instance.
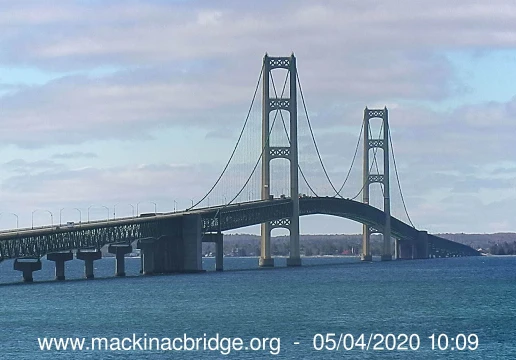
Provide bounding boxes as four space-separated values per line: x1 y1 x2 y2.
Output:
139 213 163 217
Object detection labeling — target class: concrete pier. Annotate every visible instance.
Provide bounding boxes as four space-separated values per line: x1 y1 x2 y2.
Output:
137 237 157 275
76 249 102 279
14 258 42 282
154 235 184 273
259 256 274 267
182 214 203 272
381 253 393 261
215 237 223 271
361 226 372 261
286 256 302 267
397 241 413 260
203 232 223 271
47 252 73 280
107 243 133 277
396 232 430 260
414 231 429 259
133 215 203 275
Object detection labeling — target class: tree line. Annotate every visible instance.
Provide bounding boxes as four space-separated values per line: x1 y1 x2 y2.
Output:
201 233 516 257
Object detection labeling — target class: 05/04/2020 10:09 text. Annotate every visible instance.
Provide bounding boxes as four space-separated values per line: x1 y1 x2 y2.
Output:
311 333 479 351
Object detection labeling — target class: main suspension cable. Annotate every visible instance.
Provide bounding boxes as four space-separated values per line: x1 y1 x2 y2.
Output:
226 71 289 205
350 123 385 200
334 120 364 198
190 63 264 209
389 130 415 227
297 71 341 196
204 71 290 229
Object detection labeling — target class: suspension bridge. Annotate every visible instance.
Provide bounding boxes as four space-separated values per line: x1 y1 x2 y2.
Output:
0 54 479 282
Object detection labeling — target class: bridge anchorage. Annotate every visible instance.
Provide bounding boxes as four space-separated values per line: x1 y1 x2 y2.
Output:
0 53 481 283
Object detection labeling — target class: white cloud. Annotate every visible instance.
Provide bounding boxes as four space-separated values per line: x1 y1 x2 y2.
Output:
0 0 514 233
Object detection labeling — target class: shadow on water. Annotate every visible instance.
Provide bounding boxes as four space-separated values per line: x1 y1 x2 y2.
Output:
0 256 392 287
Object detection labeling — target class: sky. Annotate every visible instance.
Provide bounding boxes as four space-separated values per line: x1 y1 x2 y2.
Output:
0 0 515 235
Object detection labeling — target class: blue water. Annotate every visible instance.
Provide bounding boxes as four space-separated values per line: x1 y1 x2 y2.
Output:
0 256 515 359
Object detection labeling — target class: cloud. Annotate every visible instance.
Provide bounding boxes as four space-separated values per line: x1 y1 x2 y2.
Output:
2 1 516 68
3 0 503 147
2 159 65 173
0 1 514 233
51 151 98 159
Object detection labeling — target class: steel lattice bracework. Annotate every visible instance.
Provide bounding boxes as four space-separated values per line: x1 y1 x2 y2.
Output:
260 53 301 268
361 107 392 261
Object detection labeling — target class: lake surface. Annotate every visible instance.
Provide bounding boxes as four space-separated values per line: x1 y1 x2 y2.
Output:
0 256 514 359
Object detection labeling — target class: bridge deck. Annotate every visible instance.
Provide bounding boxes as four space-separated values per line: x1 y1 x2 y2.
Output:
0 198 479 260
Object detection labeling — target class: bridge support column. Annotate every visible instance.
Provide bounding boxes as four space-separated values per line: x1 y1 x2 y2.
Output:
14 258 42 282
216 239 223 271
398 241 413 260
361 226 372 261
137 238 157 275
108 244 133 277
259 223 274 267
414 231 429 259
154 235 183 273
47 252 73 280
287 219 301 267
203 232 224 271
182 214 203 272
287 255 301 267
213 234 224 271
76 249 102 279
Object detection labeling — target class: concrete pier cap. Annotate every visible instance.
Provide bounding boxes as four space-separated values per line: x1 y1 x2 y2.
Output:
47 251 73 280
76 248 102 279
14 257 42 282
108 243 133 277
108 243 133 254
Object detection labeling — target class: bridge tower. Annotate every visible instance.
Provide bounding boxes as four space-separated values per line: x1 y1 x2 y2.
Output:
259 53 301 267
361 107 392 261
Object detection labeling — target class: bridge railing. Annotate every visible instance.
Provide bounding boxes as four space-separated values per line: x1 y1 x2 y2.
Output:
0 215 139 235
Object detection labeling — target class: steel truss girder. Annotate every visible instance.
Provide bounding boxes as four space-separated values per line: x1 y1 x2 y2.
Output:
298 197 479 257
202 200 292 233
0 217 181 260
